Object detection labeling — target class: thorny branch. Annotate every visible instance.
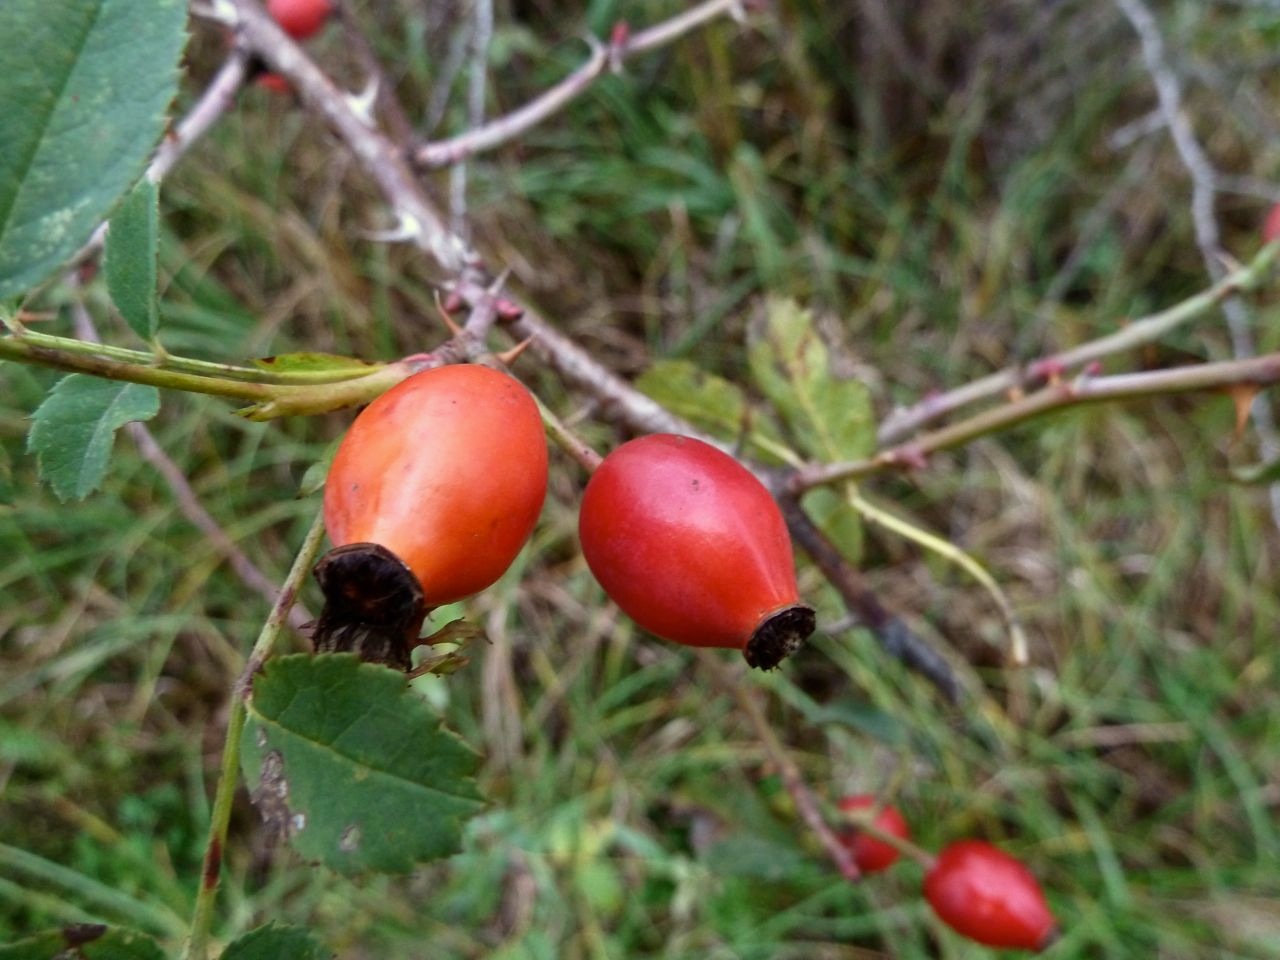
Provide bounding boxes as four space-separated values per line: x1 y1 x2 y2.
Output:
413 0 753 169
877 241 1280 446
227 0 473 276
779 502 961 701
795 353 1280 490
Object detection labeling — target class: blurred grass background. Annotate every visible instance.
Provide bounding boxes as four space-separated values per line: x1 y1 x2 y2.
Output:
3 0 1280 956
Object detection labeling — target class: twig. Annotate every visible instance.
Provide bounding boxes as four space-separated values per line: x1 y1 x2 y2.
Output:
696 650 862 881
797 353 1280 489
492 294 703 439
413 0 749 169
1115 0 1280 527
877 241 1280 446
183 508 327 960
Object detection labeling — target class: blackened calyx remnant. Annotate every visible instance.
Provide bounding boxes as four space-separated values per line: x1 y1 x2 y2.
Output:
312 542 427 671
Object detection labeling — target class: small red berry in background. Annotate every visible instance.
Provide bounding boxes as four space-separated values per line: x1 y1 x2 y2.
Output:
255 72 292 95
837 795 910 874
1263 202 1280 244
577 434 814 669
267 0 334 41
923 840 1057 951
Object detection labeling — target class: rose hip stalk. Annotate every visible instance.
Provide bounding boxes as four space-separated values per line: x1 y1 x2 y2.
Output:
315 364 548 670
578 434 814 669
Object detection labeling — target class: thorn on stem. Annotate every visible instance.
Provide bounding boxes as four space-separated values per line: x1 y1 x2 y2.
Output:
434 291 465 336
495 336 535 366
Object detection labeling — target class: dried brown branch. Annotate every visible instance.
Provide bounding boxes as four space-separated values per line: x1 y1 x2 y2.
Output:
413 0 751 169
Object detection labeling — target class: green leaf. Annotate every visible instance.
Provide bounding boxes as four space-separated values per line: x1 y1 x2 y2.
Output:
105 178 160 341
0 0 189 299
636 358 793 465
252 353 378 374
748 297 876 463
27 375 160 501
0 926 164 959
220 923 332 960
242 654 485 876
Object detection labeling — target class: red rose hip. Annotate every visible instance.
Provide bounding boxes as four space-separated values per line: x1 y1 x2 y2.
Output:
838 795 910 874
924 840 1057 951
267 0 334 41
578 434 813 669
315 364 548 669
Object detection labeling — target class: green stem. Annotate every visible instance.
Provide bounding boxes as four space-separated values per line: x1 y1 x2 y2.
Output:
0 334 421 418
15 329 386 384
183 509 328 960
0 334 274 400
534 394 603 472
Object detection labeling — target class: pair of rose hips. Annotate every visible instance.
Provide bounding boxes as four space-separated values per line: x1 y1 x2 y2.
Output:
318 367 1055 950
840 795 1057 951
315 364 813 669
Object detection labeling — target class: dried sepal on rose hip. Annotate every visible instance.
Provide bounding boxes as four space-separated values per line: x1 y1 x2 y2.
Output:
578 434 814 670
837 795 911 874
923 840 1058 951
314 364 548 670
